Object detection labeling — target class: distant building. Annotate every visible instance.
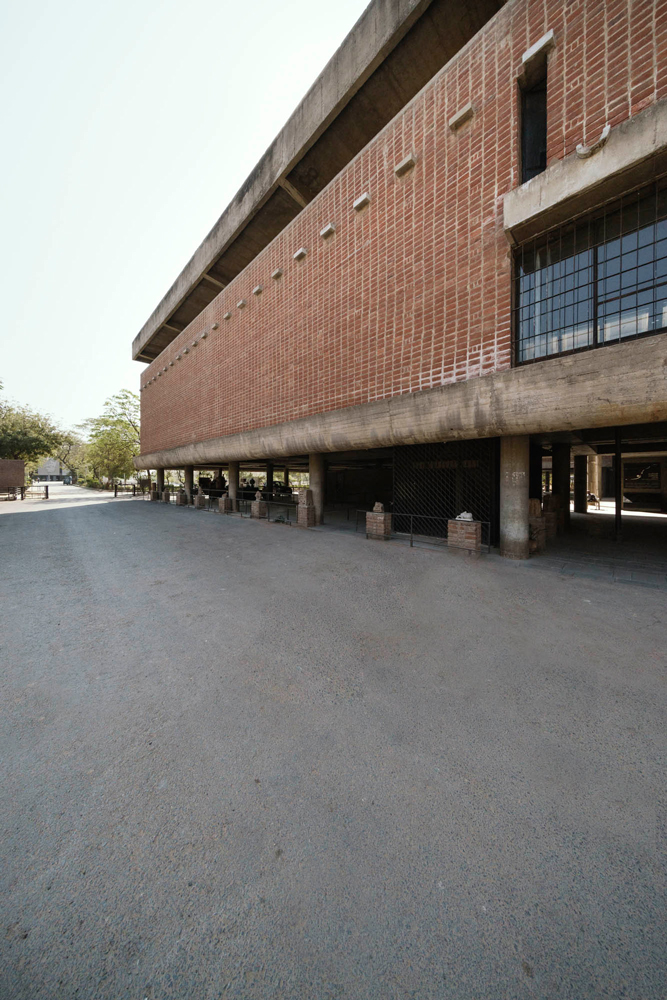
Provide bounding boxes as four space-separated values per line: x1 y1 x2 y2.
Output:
133 0 667 556
35 457 70 482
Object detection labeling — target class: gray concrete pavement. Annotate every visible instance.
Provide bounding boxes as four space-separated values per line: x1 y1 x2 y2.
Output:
1 485 665 999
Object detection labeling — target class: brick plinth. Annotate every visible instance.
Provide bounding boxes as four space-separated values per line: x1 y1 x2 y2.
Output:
161 491 171 503
447 519 482 551
251 500 267 518
219 496 236 513
194 494 207 509
150 490 159 501
366 510 392 540
175 492 188 505
297 505 316 528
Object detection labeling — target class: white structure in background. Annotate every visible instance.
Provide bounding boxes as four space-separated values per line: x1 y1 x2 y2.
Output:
35 457 71 482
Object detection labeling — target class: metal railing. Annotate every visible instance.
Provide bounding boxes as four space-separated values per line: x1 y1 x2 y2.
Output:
0 485 50 501
355 510 491 552
23 485 50 500
113 484 142 497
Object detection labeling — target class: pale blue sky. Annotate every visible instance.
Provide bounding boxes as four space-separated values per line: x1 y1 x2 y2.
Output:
0 0 369 430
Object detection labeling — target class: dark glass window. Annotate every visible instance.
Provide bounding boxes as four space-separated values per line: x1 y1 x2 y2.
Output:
515 182 667 363
521 78 547 183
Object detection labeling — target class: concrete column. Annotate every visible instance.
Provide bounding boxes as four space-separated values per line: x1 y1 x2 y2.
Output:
309 453 325 525
587 454 602 499
228 461 239 501
266 461 274 492
529 441 543 503
573 455 588 513
284 467 289 487
552 442 571 528
156 469 164 493
614 428 622 540
184 465 194 501
500 436 530 560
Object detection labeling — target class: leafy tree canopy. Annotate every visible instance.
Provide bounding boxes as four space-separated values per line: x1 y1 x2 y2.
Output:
81 390 140 484
0 400 68 462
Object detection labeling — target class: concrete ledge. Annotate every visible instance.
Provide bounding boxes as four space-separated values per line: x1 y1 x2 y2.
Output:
134 334 667 469
131 0 432 362
504 98 667 243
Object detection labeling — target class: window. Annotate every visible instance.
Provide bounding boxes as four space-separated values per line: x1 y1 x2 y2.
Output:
515 182 667 363
521 77 547 183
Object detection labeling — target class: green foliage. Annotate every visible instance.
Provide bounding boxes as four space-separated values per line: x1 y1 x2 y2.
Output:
81 391 140 486
0 400 68 462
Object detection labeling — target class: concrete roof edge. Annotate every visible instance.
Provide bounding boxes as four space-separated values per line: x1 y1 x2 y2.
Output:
132 0 432 361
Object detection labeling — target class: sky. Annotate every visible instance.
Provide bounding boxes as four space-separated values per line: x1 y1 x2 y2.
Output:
0 0 369 431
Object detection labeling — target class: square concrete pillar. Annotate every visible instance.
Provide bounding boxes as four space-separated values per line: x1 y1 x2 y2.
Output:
573 455 588 513
228 461 239 501
551 443 571 528
184 465 194 501
309 453 325 524
500 436 530 559
156 469 165 493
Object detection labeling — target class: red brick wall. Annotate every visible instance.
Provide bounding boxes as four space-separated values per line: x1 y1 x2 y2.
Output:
140 0 667 456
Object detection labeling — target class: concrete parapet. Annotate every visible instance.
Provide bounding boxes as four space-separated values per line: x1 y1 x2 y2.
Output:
447 518 482 552
366 502 392 540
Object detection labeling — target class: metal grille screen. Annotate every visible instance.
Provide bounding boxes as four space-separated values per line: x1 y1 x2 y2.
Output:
393 439 499 544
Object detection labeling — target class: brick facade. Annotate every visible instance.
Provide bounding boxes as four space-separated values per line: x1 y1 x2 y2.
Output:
140 0 667 457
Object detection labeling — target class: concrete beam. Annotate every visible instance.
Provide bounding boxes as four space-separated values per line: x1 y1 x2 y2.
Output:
131 0 434 362
134 334 667 469
504 97 667 243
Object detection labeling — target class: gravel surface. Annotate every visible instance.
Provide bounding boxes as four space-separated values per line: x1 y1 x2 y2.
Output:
1 484 665 999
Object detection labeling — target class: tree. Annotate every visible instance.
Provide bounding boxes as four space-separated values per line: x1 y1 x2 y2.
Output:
0 400 67 462
81 390 140 487
53 433 88 483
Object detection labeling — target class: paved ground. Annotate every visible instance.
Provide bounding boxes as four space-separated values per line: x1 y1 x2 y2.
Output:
1 484 665 999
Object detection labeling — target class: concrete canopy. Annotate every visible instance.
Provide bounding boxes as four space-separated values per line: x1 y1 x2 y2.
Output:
132 0 505 362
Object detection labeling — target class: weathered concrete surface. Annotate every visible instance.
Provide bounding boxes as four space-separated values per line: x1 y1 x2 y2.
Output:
504 97 667 242
1 485 666 998
132 0 432 362
135 333 667 468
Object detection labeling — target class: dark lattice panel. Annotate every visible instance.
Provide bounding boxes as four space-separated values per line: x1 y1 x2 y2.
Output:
393 439 499 544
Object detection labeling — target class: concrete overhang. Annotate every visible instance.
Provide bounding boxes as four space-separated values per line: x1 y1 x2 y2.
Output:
504 97 667 245
134 334 667 468
133 0 505 362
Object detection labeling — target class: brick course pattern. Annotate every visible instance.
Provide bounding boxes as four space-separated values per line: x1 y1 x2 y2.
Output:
139 0 667 457
447 519 482 552
366 507 393 540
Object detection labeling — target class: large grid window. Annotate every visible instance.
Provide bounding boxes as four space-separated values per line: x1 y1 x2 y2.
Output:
515 182 667 363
